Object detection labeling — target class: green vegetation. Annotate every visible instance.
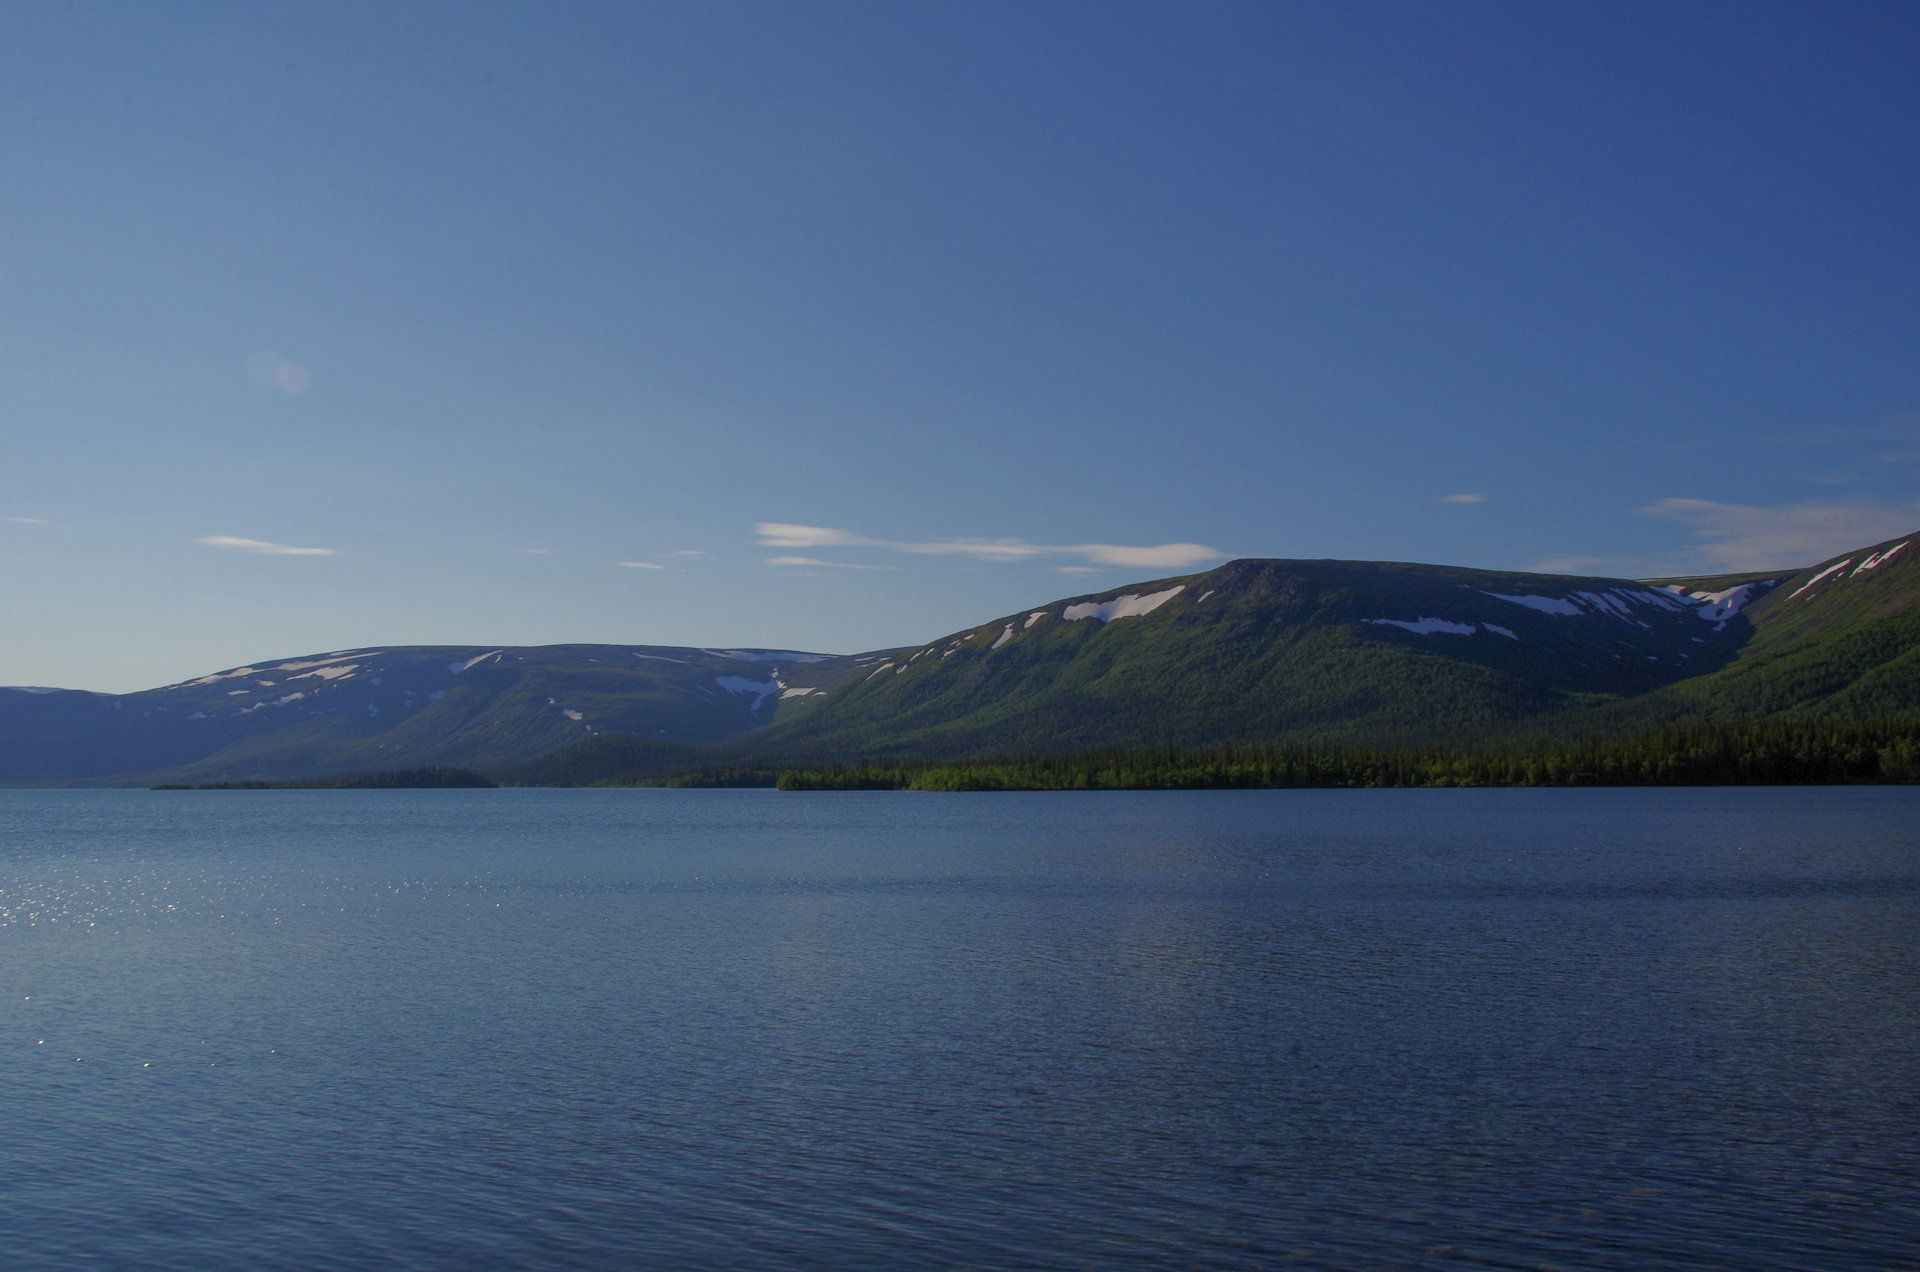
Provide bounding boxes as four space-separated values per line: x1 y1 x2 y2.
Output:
15 530 1918 787
761 719 1920 791
641 767 782 789
736 534 1920 762
737 557 1765 761
154 766 496 790
490 734 699 786
145 722 1920 792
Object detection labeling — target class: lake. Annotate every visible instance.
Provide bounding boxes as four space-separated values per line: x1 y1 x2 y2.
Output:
0 787 1914 1270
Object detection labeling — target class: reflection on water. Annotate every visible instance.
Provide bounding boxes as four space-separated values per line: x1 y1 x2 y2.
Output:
0 787 1914 1270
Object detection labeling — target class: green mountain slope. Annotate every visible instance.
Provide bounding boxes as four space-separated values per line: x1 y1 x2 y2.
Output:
736 557 1784 759
7 531 1914 783
744 533 1918 761
1573 533 1920 729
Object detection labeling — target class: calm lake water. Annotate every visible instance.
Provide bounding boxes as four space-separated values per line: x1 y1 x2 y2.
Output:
0 787 1913 1271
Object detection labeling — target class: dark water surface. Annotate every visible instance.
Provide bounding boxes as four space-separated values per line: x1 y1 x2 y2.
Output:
0 787 1914 1270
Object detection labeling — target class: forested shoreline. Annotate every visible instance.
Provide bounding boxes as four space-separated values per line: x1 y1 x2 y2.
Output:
630 719 1920 791
154 766 496 790
147 720 1920 793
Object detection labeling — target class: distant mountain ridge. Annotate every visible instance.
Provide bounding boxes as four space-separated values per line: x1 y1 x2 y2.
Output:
0 644 892 785
3 531 1914 784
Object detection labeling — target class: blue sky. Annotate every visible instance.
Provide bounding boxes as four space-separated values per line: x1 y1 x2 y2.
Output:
3 1 1917 691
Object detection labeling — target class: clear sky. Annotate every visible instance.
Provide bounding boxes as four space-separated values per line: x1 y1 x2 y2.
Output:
3 1 1917 691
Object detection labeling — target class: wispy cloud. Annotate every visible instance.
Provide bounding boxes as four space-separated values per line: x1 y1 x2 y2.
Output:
1641 496 1920 572
615 561 665 569
1529 554 1614 575
666 550 705 558
754 523 1226 570
1525 496 1920 578
1440 493 1487 504
765 556 895 570
196 535 336 557
6 517 48 525
1828 412 1920 465
247 351 311 394
1757 412 1920 464
513 548 553 555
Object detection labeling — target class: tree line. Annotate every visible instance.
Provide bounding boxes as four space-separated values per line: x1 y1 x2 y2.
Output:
722 719 1920 791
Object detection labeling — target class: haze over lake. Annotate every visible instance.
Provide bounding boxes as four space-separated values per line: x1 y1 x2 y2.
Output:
0 787 1913 1270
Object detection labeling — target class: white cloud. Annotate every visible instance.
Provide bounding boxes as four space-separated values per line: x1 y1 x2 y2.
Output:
667 550 706 558
513 548 553 555
615 561 664 569
1528 496 1920 578
1529 554 1615 575
1053 566 1102 574
246 351 311 394
1841 412 1920 464
753 523 1226 570
765 556 894 570
1441 493 1487 504
6 517 48 525
893 539 1048 562
1070 542 1224 567
756 524 874 549
1641 497 1920 571
197 535 336 557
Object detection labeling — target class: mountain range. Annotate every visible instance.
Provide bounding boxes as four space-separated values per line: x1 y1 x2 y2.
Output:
4 530 1914 785
0 645 897 785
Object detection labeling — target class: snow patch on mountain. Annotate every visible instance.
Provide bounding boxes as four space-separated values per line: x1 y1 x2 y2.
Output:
1658 582 1769 622
449 651 502 674
1787 561 1851 599
289 664 360 682
237 692 306 715
1852 540 1909 574
714 676 780 709
274 653 366 672
1574 591 1636 619
1484 592 1583 616
1062 586 1185 623
1489 584 1760 627
181 666 263 688
1367 617 1476 636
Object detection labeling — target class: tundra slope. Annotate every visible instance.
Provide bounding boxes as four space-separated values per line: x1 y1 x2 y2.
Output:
735 533 1918 760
